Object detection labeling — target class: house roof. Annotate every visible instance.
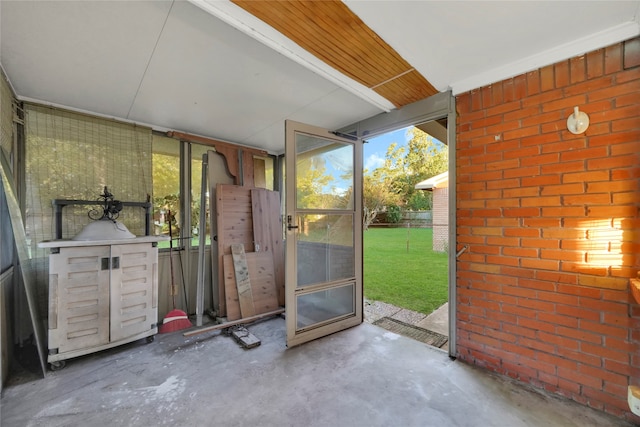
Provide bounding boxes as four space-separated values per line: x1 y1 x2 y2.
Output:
416 171 449 191
1 1 638 153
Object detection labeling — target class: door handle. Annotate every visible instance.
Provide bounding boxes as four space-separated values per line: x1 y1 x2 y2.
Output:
287 215 299 231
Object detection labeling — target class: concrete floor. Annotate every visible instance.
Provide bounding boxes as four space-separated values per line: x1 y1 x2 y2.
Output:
1 317 632 427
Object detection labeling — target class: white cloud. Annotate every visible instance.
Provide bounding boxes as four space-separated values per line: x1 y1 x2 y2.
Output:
364 153 384 172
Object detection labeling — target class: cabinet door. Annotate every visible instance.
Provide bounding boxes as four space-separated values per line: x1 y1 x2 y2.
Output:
110 243 158 342
49 246 110 353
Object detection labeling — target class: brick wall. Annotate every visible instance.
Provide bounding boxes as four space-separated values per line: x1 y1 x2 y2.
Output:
455 37 640 422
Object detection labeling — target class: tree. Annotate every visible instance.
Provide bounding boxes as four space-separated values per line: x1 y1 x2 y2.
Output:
362 168 400 229
362 127 448 229
378 128 447 207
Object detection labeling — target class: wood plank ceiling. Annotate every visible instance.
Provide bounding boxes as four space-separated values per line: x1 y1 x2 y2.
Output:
232 0 438 108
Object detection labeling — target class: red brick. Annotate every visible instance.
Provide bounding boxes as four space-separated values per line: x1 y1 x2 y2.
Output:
540 65 555 92
563 170 610 183
504 146 538 160
486 255 519 267
521 238 559 249
486 218 520 227
539 183 585 196
503 228 539 238
570 55 587 83
580 321 629 339
587 179 638 193
563 193 611 205
518 336 556 353
537 312 578 329
557 367 602 389
556 346 602 368
521 153 560 167
540 249 584 262
503 187 540 198
604 43 623 74
502 207 540 218
486 236 520 247
612 117 640 132
554 61 571 88
486 178 520 190
520 258 559 271
536 291 579 306
589 154 638 171
522 196 560 207
500 267 534 278
503 106 540 122
586 49 604 79
535 270 578 284
543 206 587 217
539 138 586 153
590 130 640 146
589 80 640 103
587 205 638 218
560 146 608 162
612 141 640 156
582 386 629 412
472 152 503 165
521 174 561 187
503 166 540 179
522 110 564 127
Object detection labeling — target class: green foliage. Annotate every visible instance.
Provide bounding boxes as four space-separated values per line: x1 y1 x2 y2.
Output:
386 204 402 223
407 190 432 211
364 228 448 315
363 127 448 225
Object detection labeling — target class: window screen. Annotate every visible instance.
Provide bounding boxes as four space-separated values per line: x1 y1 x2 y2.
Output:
24 104 153 286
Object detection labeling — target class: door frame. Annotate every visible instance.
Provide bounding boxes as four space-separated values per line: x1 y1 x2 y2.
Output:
337 91 457 357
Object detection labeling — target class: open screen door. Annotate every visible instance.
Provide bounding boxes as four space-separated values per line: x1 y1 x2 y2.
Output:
285 120 363 347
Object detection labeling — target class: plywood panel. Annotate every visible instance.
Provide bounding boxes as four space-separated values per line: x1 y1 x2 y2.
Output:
223 252 279 321
231 244 255 318
251 189 284 305
216 184 255 316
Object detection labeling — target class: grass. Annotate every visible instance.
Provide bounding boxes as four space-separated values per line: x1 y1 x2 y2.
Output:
364 227 448 315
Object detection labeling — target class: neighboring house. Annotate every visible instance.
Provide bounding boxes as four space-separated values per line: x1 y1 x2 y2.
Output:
415 171 449 252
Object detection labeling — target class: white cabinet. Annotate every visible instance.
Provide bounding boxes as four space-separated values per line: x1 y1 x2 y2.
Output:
39 237 166 369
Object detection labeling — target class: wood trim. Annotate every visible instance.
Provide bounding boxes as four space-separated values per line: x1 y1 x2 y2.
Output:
167 130 267 186
232 0 438 107
166 131 268 156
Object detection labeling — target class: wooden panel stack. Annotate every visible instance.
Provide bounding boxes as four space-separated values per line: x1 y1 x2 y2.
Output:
217 184 284 318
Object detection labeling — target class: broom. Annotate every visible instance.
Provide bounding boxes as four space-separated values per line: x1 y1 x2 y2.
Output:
159 210 192 333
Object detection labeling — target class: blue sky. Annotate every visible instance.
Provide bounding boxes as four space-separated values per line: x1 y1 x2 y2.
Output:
363 127 411 173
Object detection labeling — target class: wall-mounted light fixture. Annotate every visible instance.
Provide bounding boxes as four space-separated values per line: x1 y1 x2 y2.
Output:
567 106 589 134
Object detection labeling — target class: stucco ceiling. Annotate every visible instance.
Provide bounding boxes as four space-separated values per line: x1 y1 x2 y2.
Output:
1 1 638 153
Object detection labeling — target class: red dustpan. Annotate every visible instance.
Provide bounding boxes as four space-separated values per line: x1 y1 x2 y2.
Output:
159 309 192 333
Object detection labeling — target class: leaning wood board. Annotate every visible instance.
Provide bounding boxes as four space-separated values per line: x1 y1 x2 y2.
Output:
223 251 279 321
216 184 255 316
251 188 285 306
231 244 255 318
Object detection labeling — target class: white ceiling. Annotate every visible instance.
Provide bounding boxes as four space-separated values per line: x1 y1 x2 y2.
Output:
1 1 638 154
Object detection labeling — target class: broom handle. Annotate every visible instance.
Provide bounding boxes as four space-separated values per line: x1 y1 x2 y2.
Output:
168 210 176 309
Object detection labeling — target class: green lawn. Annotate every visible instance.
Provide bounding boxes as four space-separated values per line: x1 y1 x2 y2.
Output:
364 227 448 315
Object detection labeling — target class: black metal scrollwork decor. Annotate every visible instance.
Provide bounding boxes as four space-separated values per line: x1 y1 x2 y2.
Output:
88 186 124 222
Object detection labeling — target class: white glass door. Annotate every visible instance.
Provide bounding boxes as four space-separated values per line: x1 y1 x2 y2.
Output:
285 121 363 347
